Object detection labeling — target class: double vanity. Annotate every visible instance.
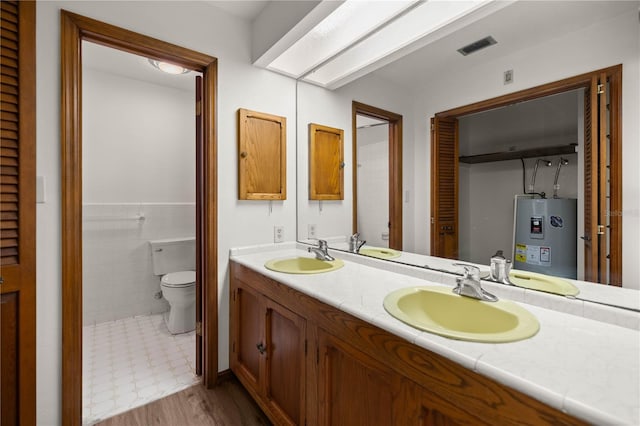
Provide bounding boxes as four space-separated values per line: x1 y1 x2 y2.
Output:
230 242 639 425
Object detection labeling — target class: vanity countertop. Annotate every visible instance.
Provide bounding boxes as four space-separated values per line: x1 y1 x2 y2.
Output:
230 243 640 425
325 240 640 313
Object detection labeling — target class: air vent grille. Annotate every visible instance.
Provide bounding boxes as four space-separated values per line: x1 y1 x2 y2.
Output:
457 36 497 56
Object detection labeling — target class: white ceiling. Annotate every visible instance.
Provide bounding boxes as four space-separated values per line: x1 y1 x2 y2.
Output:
82 1 638 94
371 0 636 91
82 41 200 92
203 0 268 20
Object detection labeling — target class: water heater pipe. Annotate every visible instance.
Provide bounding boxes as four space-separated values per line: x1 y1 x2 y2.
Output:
553 157 569 198
529 158 552 194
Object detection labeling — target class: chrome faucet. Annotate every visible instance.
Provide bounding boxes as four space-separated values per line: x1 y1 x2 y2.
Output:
489 250 515 286
308 240 335 261
348 233 366 253
452 263 498 302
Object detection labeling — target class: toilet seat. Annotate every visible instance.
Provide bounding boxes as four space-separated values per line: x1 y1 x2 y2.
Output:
161 271 196 288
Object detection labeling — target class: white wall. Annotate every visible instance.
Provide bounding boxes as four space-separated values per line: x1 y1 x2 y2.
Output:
36 2 296 424
81 67 197 325
412 7 640 288
296 75 417 250
356 124 389 247
83 68 196 203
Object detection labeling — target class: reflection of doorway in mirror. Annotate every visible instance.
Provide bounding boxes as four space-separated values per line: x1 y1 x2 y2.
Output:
431 65 622 286
356 115 390 247
457 90 581 278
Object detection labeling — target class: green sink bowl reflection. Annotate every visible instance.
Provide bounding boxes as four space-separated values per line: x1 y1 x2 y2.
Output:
509 270 579 296
265 257 344 274
384 286 539 343
359 247 401 259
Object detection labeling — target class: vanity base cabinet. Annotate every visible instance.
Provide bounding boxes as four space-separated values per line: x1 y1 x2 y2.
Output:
317 329 396 425
230 278 306 426
230 261 585 426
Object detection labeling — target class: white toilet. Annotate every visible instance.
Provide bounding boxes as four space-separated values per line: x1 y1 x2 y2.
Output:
149 237 196 334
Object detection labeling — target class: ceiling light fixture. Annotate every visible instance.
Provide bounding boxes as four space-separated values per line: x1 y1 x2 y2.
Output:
148 59 191 75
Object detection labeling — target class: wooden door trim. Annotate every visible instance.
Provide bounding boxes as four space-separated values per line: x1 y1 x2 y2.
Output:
431 65 622 284
61 11 218 425
352 101 403 250
435 65 623 119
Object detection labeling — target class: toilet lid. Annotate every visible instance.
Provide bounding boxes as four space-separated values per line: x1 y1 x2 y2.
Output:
162 271 196 287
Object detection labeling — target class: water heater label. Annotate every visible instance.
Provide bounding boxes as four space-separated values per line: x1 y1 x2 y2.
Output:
515 243 552 266
530 216 544 239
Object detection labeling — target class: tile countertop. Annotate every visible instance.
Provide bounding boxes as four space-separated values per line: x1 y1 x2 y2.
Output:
230 243 640 425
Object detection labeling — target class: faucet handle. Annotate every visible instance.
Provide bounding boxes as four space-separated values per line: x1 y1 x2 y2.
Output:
317 239 328 249
452 263 481 281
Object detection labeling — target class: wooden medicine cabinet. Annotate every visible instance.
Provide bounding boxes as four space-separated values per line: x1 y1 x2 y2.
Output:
309 123 344 200
238 108 287 200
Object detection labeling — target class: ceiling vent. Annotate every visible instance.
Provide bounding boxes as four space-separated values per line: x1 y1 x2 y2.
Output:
457 36 497 56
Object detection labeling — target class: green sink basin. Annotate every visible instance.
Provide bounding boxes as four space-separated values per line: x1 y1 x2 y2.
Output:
509 270 579 296
264 256 344 274
383 286 539 343
359 247 401 259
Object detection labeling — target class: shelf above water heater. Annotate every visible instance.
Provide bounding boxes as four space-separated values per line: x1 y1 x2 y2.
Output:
459 144 577 164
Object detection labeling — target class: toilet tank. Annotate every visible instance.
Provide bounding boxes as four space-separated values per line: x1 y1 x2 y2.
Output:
149 237 196 276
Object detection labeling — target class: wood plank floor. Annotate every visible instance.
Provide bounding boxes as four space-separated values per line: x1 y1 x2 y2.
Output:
96 375 271 426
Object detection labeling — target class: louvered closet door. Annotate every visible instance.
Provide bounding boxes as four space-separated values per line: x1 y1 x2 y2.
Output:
430 117 458 259
0 1 36 424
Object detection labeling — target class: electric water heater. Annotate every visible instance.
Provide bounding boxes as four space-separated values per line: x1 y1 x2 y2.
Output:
513 198 577 279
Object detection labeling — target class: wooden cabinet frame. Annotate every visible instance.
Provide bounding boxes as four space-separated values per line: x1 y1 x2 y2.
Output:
309 123 344 200
238 108 287 200
230 262 583 425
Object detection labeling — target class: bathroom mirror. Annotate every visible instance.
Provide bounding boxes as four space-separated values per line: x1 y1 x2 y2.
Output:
295 0 640 310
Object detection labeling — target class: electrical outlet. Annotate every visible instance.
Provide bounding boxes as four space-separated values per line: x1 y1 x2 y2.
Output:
274 226 284 243
308 224 317 239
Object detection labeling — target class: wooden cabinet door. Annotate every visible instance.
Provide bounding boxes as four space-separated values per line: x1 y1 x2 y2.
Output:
264 299 306 426
238 108 286 200
395 378 488 426
317 329 396 426
309 123 344 200
231 283 263 393
231 278 306 425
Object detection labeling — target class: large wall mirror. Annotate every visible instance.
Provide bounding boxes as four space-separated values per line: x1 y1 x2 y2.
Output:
295 1 639 310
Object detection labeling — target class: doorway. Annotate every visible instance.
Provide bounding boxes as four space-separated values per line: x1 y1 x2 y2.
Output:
430 65 622 285
352 102 403 250
61 11 218 425
81 41 202 423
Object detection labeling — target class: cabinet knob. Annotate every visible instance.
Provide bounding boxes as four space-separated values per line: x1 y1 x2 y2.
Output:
240 151 248 158
256 342 266 354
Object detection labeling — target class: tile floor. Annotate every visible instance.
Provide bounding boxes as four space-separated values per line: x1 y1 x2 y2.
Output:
82 313 199 425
